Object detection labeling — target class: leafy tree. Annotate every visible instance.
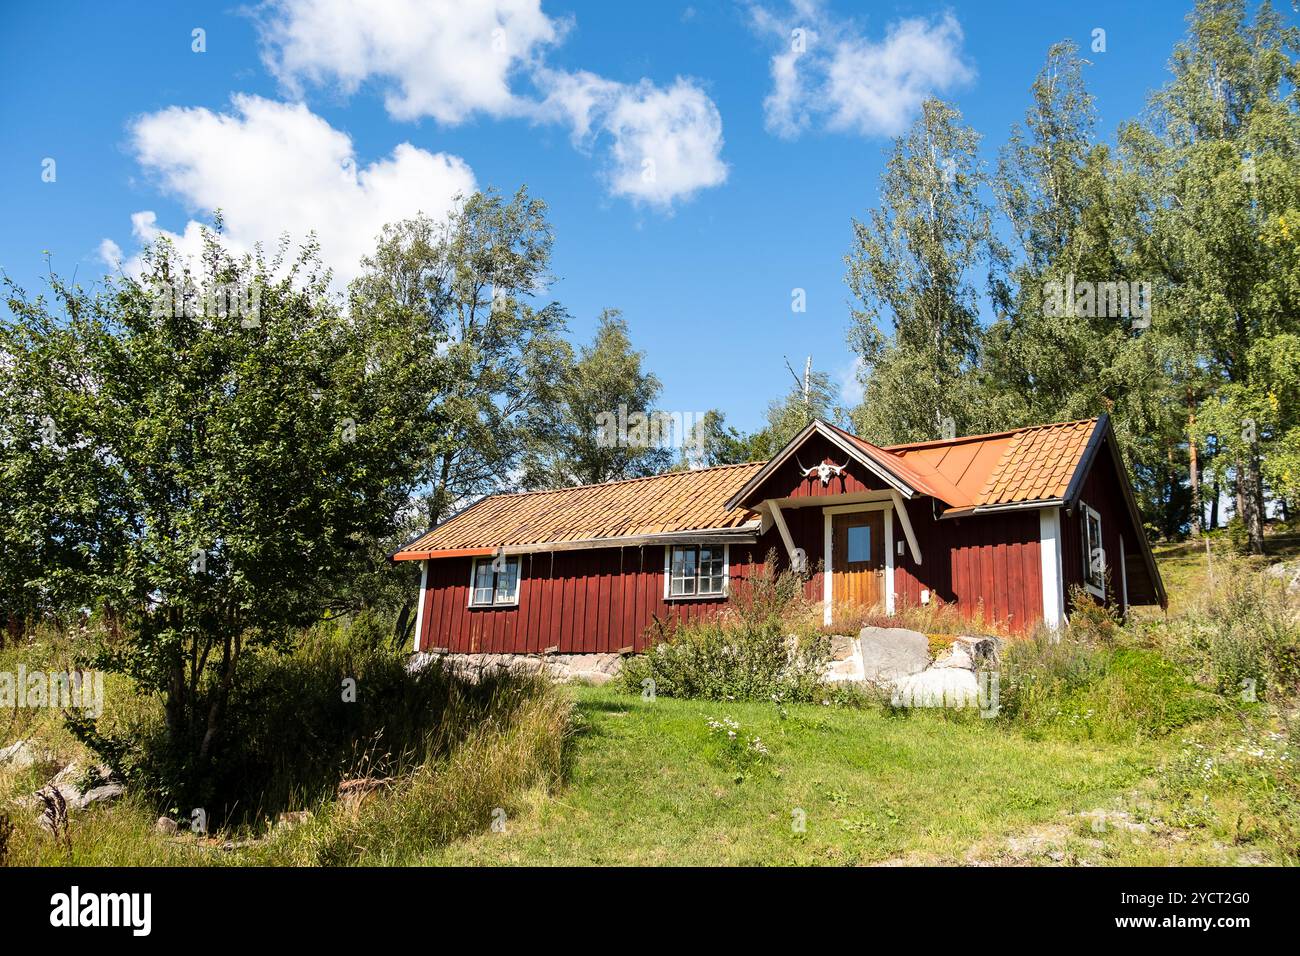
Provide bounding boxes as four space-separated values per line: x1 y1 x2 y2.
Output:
1 228 435 805
845 98 1007 444
985 41 1189 537
350 187 571 523
521 309 674 486
685 410 767 466
1126 0 1300 551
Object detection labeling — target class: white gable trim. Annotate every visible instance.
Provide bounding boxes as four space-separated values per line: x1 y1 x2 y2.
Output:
725 420 916 510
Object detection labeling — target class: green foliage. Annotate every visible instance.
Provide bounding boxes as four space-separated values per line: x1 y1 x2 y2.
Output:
845 97 1006 444
521 308 673 486
999 602 1226 742
1160 564 1300 701
266 675 571 865
3 225 437 802
67 612 553 826
620 558 829 703
350 187 572 523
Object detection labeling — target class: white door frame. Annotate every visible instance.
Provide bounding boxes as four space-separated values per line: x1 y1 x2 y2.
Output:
823 501 895 625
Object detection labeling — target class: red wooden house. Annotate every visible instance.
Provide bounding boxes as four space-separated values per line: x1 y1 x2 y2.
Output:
393 414 1165 654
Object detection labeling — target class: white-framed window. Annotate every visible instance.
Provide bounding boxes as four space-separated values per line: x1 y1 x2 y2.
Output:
469 555 521 607
1082 503 1105 597
664 544 728 599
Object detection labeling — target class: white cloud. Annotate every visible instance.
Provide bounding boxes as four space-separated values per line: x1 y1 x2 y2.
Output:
257 0 727 208
837 356 866 406
259 0 561 124
751 4 974 138
114 94 474 285
97 238 123 270
538 71 728 208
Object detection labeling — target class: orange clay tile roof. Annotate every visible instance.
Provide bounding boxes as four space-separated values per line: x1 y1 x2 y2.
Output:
394 418 1101 558
396 462 766 557
885 417 1099 512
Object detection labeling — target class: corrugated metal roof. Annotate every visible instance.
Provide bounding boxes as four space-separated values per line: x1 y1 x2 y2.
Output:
394 418 1102 559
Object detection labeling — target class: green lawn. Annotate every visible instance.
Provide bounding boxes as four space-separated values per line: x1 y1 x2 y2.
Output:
425 685 1279 866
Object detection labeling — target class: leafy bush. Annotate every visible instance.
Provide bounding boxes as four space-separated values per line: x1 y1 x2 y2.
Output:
620 557 829 702
68 611 555 825
1160 565 1300 702
999 614 1224 742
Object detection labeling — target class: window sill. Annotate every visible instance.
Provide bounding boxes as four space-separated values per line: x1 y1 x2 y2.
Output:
665 592 728 602
468 601 519 610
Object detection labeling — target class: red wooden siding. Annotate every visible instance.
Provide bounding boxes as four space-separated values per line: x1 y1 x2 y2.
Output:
419 544 766 654
749 433 888 501
889 499 1043 634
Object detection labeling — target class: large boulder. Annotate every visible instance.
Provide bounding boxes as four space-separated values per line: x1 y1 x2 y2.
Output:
858 627 930 683
891 668 981 708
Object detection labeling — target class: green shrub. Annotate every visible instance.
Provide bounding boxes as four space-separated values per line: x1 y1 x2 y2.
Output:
999 619 1224 742
67 611 553 825
621 558 829 703
1161 565 1300 702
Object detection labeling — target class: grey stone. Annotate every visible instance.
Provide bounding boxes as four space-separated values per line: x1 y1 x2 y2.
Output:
828 634 857 661
156 816 179 835
931 642 976 671
890 668 981 708
0 739 39 770
858 627 930 682
77 783 124 809
955 634 1002 664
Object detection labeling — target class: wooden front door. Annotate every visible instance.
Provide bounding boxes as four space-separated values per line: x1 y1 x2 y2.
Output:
832 511 886 610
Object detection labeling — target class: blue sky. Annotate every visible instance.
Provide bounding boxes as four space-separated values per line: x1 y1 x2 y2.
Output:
1 1 1214 433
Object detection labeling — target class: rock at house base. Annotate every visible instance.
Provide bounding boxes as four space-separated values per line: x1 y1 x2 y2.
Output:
155 816 179 835
858 627 930 682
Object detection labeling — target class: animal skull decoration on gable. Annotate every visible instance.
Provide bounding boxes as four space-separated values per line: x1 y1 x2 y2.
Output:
797 457 848 486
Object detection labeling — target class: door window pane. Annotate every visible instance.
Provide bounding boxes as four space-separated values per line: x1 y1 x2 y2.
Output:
847 524 871 563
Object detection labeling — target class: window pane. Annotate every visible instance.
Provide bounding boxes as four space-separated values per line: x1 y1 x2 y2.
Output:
700 574 724 595
472 560 494 604
1085 512 1104 587
495 558 520 604
847 525 871 562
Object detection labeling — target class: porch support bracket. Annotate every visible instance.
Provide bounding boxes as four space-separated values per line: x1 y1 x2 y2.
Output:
889 489 922 565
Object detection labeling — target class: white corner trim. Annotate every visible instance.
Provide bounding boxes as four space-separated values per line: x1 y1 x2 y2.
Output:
413 560 428 654
823 501 896 625
1039 508 1065 629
